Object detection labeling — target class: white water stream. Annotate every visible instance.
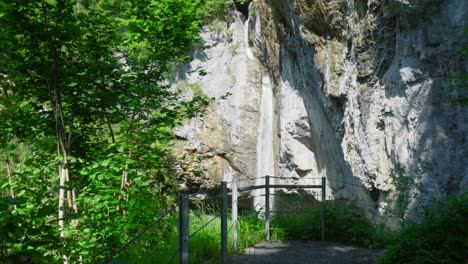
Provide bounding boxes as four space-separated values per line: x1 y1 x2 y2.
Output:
253 75 275 212
242 3 275 212
243 4 255 61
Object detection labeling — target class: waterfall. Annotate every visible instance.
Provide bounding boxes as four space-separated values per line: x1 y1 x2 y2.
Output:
242 2 275 212
253 75 275 213
243 4 255 61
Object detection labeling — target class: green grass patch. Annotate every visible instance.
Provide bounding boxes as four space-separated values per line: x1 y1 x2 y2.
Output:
111 209 266 263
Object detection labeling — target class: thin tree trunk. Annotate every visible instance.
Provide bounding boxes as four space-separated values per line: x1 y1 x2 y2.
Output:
64 168 78 226
54 63 70 264
52 24 72 264
5 161 17 210
58 165 68 263
66 170 72 210
41 1 72 262
118 150 131 217
104 111 115 143
71 188 78 214
57 107 71 264
121 166 128 217
66 168 78 222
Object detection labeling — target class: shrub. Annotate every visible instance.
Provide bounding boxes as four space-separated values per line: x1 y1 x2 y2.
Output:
271 195 387 249
379 193 468 264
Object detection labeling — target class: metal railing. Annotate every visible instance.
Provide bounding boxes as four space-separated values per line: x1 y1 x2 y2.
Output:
231 176 327 251
100 176 327 264
177 185 229 264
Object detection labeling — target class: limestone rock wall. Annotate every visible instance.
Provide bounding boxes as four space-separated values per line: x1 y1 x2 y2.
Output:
175 0 467 222
173 13 266 196
255 0 467 220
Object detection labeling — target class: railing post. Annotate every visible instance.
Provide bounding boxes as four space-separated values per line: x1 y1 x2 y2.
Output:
179 194 189 264
265 176 270 241
221 182 228 264
321 177 326 241
232 178 238 252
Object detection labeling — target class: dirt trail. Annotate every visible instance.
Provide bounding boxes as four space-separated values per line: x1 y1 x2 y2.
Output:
232 241 383 264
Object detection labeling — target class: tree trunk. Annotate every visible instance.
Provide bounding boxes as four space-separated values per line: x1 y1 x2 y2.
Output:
5 160 17 210
121 166 129 217
119 150 131 217
58 164 68 264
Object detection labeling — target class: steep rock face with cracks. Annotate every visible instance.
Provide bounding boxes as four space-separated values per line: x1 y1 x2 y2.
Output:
175 0 467 223
173 12 269 201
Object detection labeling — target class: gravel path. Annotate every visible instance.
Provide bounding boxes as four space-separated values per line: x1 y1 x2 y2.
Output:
232 241 383 264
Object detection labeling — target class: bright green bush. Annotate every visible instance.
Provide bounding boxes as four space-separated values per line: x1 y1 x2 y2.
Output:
197 0 231 22
196 0 251 23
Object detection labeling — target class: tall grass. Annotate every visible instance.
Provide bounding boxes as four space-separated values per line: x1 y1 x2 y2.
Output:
112 195 386 263
112 209 266 263
112 193 467 263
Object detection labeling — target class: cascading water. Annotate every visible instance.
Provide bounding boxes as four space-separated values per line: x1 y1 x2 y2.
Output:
243 3 255 61
253 75 275 212
242 2 275 212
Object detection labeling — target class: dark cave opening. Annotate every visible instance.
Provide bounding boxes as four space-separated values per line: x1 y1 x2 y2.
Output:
234 0 251 19
370 186 380 202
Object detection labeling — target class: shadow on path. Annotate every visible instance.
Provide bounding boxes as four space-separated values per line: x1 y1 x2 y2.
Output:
232 241 383 264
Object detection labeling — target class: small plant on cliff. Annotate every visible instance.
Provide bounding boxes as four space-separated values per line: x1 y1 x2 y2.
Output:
229 41 242 56
198 0 250 23
450 28 468 104
386 163 424 221
197 0 231 22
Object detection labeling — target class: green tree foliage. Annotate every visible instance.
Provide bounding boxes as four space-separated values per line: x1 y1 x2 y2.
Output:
196 0 251 22
0 0 207 262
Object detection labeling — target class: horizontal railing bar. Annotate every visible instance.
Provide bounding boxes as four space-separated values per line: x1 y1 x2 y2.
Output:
270 210 319 214
238 185 265 192
237 184 322 192
269 184 322 189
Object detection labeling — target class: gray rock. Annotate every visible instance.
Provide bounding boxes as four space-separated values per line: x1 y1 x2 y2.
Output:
173 14 265 197
175 1 467 222
254 0 467 222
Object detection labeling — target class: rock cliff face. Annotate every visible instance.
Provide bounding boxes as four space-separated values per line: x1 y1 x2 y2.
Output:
173 14 266 198
175 0 467 222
